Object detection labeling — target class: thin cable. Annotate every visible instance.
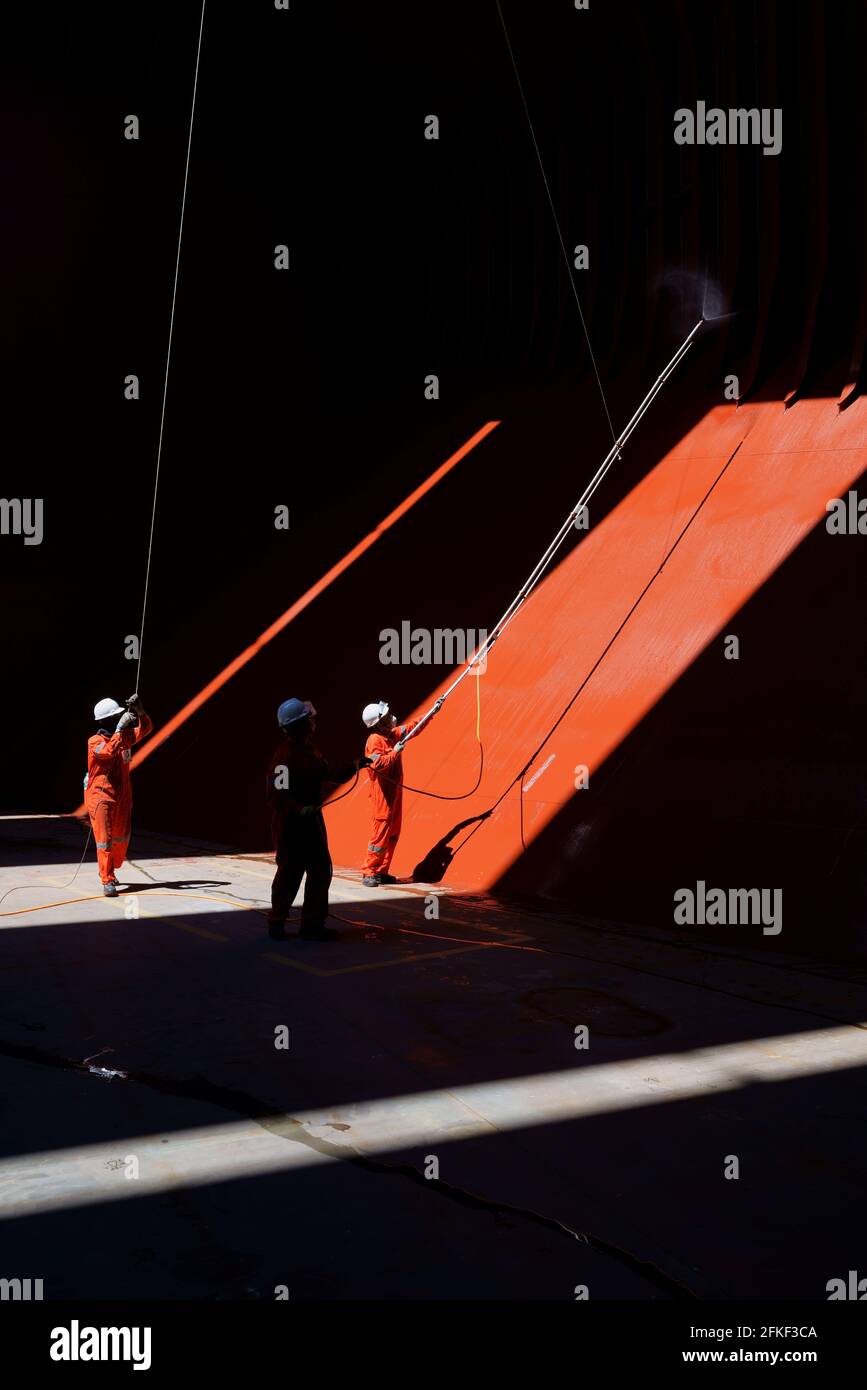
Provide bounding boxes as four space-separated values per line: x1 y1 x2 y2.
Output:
0 825 93 910
136 0 207 693
0 885 269 921
453 438 745 857
389 7 708 751
389 669 485 801
494 0 617 449
396 321 702 753
400 744 484 802
318 768 361 809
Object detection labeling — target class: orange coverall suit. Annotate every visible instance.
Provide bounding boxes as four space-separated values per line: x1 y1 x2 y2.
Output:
362 719 420 876
84 714 153 882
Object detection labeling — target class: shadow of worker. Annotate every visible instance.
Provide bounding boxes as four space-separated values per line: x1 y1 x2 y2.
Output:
410 810 492 884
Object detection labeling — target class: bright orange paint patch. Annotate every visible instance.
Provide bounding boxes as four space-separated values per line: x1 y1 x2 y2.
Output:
324 395 867 889
70 421 500 815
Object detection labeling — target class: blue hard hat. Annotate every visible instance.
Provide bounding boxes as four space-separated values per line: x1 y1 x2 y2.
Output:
277 698 316 730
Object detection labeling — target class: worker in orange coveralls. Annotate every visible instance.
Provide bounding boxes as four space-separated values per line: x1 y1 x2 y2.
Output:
361 698 442 886
84 694 152 897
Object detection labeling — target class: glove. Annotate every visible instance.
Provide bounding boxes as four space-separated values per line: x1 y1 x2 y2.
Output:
116 711 136 731
126 693 144 713
357 756 374 768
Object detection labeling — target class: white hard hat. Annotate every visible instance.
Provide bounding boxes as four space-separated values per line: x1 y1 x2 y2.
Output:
94 697 125 721
362 700 389 728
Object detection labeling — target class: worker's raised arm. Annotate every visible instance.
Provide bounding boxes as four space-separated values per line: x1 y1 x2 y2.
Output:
133 712 153 742
319 755 368 784
392 697 445 753
125 695 152 743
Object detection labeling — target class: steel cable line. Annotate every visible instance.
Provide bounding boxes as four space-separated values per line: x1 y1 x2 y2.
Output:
135 0 207 694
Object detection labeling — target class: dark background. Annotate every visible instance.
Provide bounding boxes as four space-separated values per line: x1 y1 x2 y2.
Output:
2 0 866 946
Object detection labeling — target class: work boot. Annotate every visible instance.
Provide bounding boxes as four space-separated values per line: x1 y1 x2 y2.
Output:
299 924 340 942
362 875 382 887
267 920 289 941
102 881 118 898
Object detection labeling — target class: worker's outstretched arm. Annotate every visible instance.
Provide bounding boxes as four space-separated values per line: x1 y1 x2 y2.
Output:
392 697 444 753
319 755 370 784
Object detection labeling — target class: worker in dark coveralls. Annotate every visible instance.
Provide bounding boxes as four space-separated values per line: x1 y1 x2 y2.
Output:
266 698 371 942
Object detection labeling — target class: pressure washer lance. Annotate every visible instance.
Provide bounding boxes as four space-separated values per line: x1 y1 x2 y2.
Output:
394 317 705 752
